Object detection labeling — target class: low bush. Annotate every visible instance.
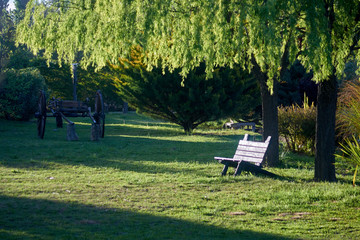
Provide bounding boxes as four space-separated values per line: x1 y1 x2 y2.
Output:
110 49 260 134
0 68 46 120
278 98 316 154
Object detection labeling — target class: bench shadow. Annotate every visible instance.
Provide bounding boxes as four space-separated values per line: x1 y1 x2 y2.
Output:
0 195 296 240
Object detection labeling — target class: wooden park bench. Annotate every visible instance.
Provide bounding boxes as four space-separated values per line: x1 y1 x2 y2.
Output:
214 134 276 177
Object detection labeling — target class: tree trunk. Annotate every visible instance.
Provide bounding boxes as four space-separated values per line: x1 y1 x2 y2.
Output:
314 72 337 182
259 77 279 167
253 63 279 167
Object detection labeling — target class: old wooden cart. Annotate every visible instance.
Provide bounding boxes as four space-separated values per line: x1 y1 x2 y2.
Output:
35 90 105 139
35 64 105 139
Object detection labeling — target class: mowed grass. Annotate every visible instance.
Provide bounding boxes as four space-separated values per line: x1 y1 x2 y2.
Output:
0 112 359 240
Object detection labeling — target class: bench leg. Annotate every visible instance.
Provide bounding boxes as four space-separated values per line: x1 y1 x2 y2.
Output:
221 163 229 176
234 161 243 176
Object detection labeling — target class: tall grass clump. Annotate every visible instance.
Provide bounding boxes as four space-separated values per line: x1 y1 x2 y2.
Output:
278 97 316 154
335 136 360 186
336 80 360 186
337 80 360 138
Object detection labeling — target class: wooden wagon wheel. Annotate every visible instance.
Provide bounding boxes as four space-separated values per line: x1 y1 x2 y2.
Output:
37 90 47 139
94 90 105 138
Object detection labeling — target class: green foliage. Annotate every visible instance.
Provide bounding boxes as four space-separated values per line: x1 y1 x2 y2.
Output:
278 98 316 154
16 0 300 81
0 67 46 120
335 136 360 186
0 6 15 71
30 58 123 109
13 0 29 23
111 59 259 133
6 45 34 69
17 0 357 84
1 0 35 81
16 0 360 95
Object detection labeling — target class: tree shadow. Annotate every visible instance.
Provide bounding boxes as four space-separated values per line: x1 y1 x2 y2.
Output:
0 116 299 181
0 195 296 240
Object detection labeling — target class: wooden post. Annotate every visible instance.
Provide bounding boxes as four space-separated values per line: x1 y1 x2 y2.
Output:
221 164 229 176
91 123 100 141
59 112 78 141
67 123 79 141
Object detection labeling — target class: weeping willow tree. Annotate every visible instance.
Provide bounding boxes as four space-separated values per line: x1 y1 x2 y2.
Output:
17 0 360 181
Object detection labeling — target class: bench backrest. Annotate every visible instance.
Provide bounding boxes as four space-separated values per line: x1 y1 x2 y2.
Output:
56 100 88 113
233 134 271 165
59 100 86 108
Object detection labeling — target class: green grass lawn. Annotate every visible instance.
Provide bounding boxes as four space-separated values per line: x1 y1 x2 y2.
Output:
1 112 359 239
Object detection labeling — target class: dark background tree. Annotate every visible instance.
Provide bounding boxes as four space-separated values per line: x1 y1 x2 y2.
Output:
27 58 123 110
13 0 29 23
0 0 14 73
111 58 260 134
279 60 317 107
0 67 46 120
0 0 9 12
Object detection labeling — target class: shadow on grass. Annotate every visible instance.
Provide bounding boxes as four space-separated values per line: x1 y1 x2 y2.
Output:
0 117 296 181
0 195 295 240
2 134 280 180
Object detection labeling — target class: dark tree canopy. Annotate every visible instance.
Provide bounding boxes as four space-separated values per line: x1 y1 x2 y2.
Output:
111 57 259 133
0 0 9 13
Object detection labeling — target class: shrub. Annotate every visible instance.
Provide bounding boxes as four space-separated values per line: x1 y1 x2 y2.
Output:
0 68 46 120
278 98 316 154
110 55 260 134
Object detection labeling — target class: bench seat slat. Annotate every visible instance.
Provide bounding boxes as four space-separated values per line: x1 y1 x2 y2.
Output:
238 140 269 148
234 151 265 157
235 146 267 154
233 153 264 159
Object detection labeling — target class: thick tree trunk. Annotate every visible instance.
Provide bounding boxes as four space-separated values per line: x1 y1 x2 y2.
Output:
259 77 279 167
314 72 337 182
253 63 279 167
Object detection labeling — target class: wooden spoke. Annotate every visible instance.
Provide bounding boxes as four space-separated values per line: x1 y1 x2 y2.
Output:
94 90 105 138
37 90 47 139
